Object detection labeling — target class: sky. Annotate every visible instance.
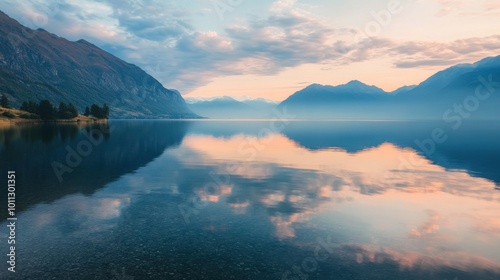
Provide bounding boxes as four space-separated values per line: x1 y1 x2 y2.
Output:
1 0 500 101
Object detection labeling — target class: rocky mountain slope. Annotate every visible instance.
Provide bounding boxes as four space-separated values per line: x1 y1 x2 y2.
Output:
0 10 198 118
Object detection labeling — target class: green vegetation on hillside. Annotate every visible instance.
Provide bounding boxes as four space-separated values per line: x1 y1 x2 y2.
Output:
2 94 110 121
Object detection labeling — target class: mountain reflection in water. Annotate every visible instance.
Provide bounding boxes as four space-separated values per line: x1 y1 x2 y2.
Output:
0 120 499 280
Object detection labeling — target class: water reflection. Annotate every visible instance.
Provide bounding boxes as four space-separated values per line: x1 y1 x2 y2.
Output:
0 121 188 219
0 121 499 279
169 132 500 278
185 121 500 185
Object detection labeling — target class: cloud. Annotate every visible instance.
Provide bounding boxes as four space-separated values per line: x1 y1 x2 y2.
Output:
350 243 500 272
2 0 356 92
409 210 444 238
484 0 500 13
434 0 463 16
224 13 343 70
270 0 297 12
2 0 500 93
144 4 354 91
106 0 192 42
394 59 461 68
390 35 500 68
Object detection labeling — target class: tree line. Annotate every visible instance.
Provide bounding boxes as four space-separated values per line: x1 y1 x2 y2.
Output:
84 104 110 119
1 94 109 120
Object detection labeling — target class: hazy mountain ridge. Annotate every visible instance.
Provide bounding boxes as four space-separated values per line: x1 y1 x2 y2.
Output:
401 57 500 97
390 85 416 95
278 55 500 119
0 11 198 119
278 80 394 119
187 96 278 118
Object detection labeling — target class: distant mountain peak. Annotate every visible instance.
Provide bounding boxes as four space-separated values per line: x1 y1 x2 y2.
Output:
186 96 238 103
186 96 278 106
187 96 277 118
338 80 386 94
345 80 365 86
219 96 238 101
244 97 279 104
304 83 325 90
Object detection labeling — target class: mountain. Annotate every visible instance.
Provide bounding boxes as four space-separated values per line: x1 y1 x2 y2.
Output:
0 10 198 118
399 55 500 119
405 56 500 97
278 56 500 120
186 96 277 118
403 64 477 97
290 81 387 99
390 85 416 95
240 97 278 109
278 80 394 119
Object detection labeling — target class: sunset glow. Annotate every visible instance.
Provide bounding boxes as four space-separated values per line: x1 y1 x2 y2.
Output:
2 0 500 100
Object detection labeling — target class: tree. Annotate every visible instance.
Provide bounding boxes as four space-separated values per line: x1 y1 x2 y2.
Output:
20 101 29 111
28 101 39 114
58 102 68 119
20 101 39 115
57 102 78 119
90 103 110 119
67 103 78 118
1 94 9 108
38 100 55 120
90 103 101 118
84 106 90 117
102 103 110 119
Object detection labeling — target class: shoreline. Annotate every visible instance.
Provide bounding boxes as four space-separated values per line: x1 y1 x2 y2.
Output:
0 118 108 128
0 107 107 127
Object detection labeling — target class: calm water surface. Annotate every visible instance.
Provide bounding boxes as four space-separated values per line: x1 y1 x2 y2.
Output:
1 120 499 279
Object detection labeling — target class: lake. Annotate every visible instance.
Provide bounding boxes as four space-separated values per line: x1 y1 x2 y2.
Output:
1 120 500 279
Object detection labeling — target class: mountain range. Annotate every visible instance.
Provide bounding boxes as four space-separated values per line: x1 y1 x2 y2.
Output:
187 56 500 120
186 96 278 119
278 56 500 120
0 9 499 120
0 10 197 119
